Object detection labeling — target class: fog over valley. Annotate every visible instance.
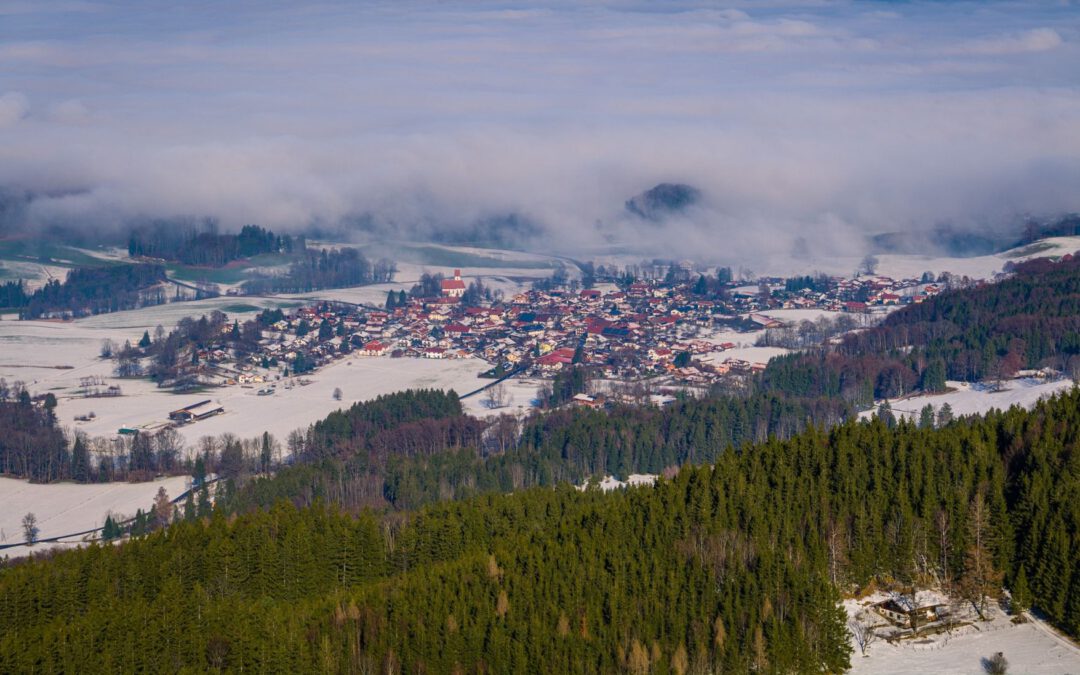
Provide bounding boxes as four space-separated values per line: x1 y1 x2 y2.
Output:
1 1 1079 264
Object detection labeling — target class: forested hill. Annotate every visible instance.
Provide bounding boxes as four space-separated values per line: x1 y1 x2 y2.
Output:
223 389 849 513
763 255 1080 405
18 263 167 319
3 388 1079 672
128 223 299 266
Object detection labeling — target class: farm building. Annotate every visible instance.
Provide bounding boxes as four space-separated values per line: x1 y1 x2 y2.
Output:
168 400 225 424
872 598 946 630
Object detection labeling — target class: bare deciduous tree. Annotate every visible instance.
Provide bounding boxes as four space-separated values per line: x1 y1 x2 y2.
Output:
848 610 878 656
485 382 508 409
22 512 38 545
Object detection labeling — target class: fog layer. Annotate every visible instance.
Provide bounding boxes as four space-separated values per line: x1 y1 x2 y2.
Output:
1 1 1078 262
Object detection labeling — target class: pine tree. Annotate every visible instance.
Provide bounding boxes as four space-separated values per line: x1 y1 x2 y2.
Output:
937 403 954 427
1011 565 1031 615
138 330 152 348
102 514 119 541
197 483 212 518
183 491 196 521
71 434 91 482
877 401 896 428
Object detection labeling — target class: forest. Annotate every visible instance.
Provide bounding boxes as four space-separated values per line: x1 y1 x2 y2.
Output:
218 388 850 514
17 263 168 319
0 279 28 310
0 386 68 482
242 247 396 294
2 385 1079 672
762 256 1080 405
127 222 299 267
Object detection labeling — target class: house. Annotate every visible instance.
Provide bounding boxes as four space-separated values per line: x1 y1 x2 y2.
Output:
572 393 606 408
440 269 467 298
872 599 946 630
361 340 389 356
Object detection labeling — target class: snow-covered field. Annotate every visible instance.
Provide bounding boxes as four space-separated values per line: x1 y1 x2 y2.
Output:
732 235 1080 280
461 375 542 417
845 592 1080 674
859 379 1075 422
65 356 490 447
871 235 1080 281
0 301 491 448
0 475 190 558
705 345 790 365
757 308 845 323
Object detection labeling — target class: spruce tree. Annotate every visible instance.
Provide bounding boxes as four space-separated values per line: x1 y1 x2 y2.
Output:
1011 565 1031 615
918 404 936 429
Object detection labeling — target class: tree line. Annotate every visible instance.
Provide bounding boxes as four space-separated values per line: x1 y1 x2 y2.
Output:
128 221 300 267
17 263 167 319
242 247 395 294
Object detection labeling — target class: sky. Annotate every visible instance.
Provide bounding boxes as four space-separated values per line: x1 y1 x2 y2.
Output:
1 1 1079 262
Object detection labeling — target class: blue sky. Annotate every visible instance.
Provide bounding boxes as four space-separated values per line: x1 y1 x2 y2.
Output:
1 1 1078 258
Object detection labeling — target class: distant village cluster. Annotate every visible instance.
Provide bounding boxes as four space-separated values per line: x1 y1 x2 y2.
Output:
195 266 957 396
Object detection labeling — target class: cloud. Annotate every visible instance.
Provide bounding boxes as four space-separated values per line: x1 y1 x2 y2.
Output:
47 99 89 124
0 92 29 128
950 28 1064 55
0 1 1078 267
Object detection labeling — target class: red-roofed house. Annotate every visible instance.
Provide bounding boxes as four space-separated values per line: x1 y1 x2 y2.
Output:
361 340 389 356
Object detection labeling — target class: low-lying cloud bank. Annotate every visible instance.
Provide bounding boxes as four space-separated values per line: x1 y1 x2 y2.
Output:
0 1 1078 264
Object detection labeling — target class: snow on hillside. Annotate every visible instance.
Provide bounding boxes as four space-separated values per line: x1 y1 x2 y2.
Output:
0 475 190 558
845 592 1080 674
578 474 658 491
64 356 489 449
858 379 1074 422
758 308 845 323
872 235 1080 281
461 376 541 417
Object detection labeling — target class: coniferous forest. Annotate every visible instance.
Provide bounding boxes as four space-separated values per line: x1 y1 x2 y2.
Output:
762 256 1080 404
2 385 1079 672
16 263 168 319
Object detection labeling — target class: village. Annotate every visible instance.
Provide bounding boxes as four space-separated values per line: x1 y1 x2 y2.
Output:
181 265 957 403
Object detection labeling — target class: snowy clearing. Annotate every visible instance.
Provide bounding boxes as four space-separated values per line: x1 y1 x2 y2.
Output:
845 591 1080 674
0 475 190 558
859 379 1075 422
757 308 845 323
578 474 658 492
461 375 542 418
66 356 490 448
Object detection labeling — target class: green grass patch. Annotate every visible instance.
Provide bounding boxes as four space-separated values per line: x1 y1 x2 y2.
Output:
167 253 296 285
396 244 555 269
166 264 252 285
1003 241 1055 259
0 240 120 268
220 303 262 314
